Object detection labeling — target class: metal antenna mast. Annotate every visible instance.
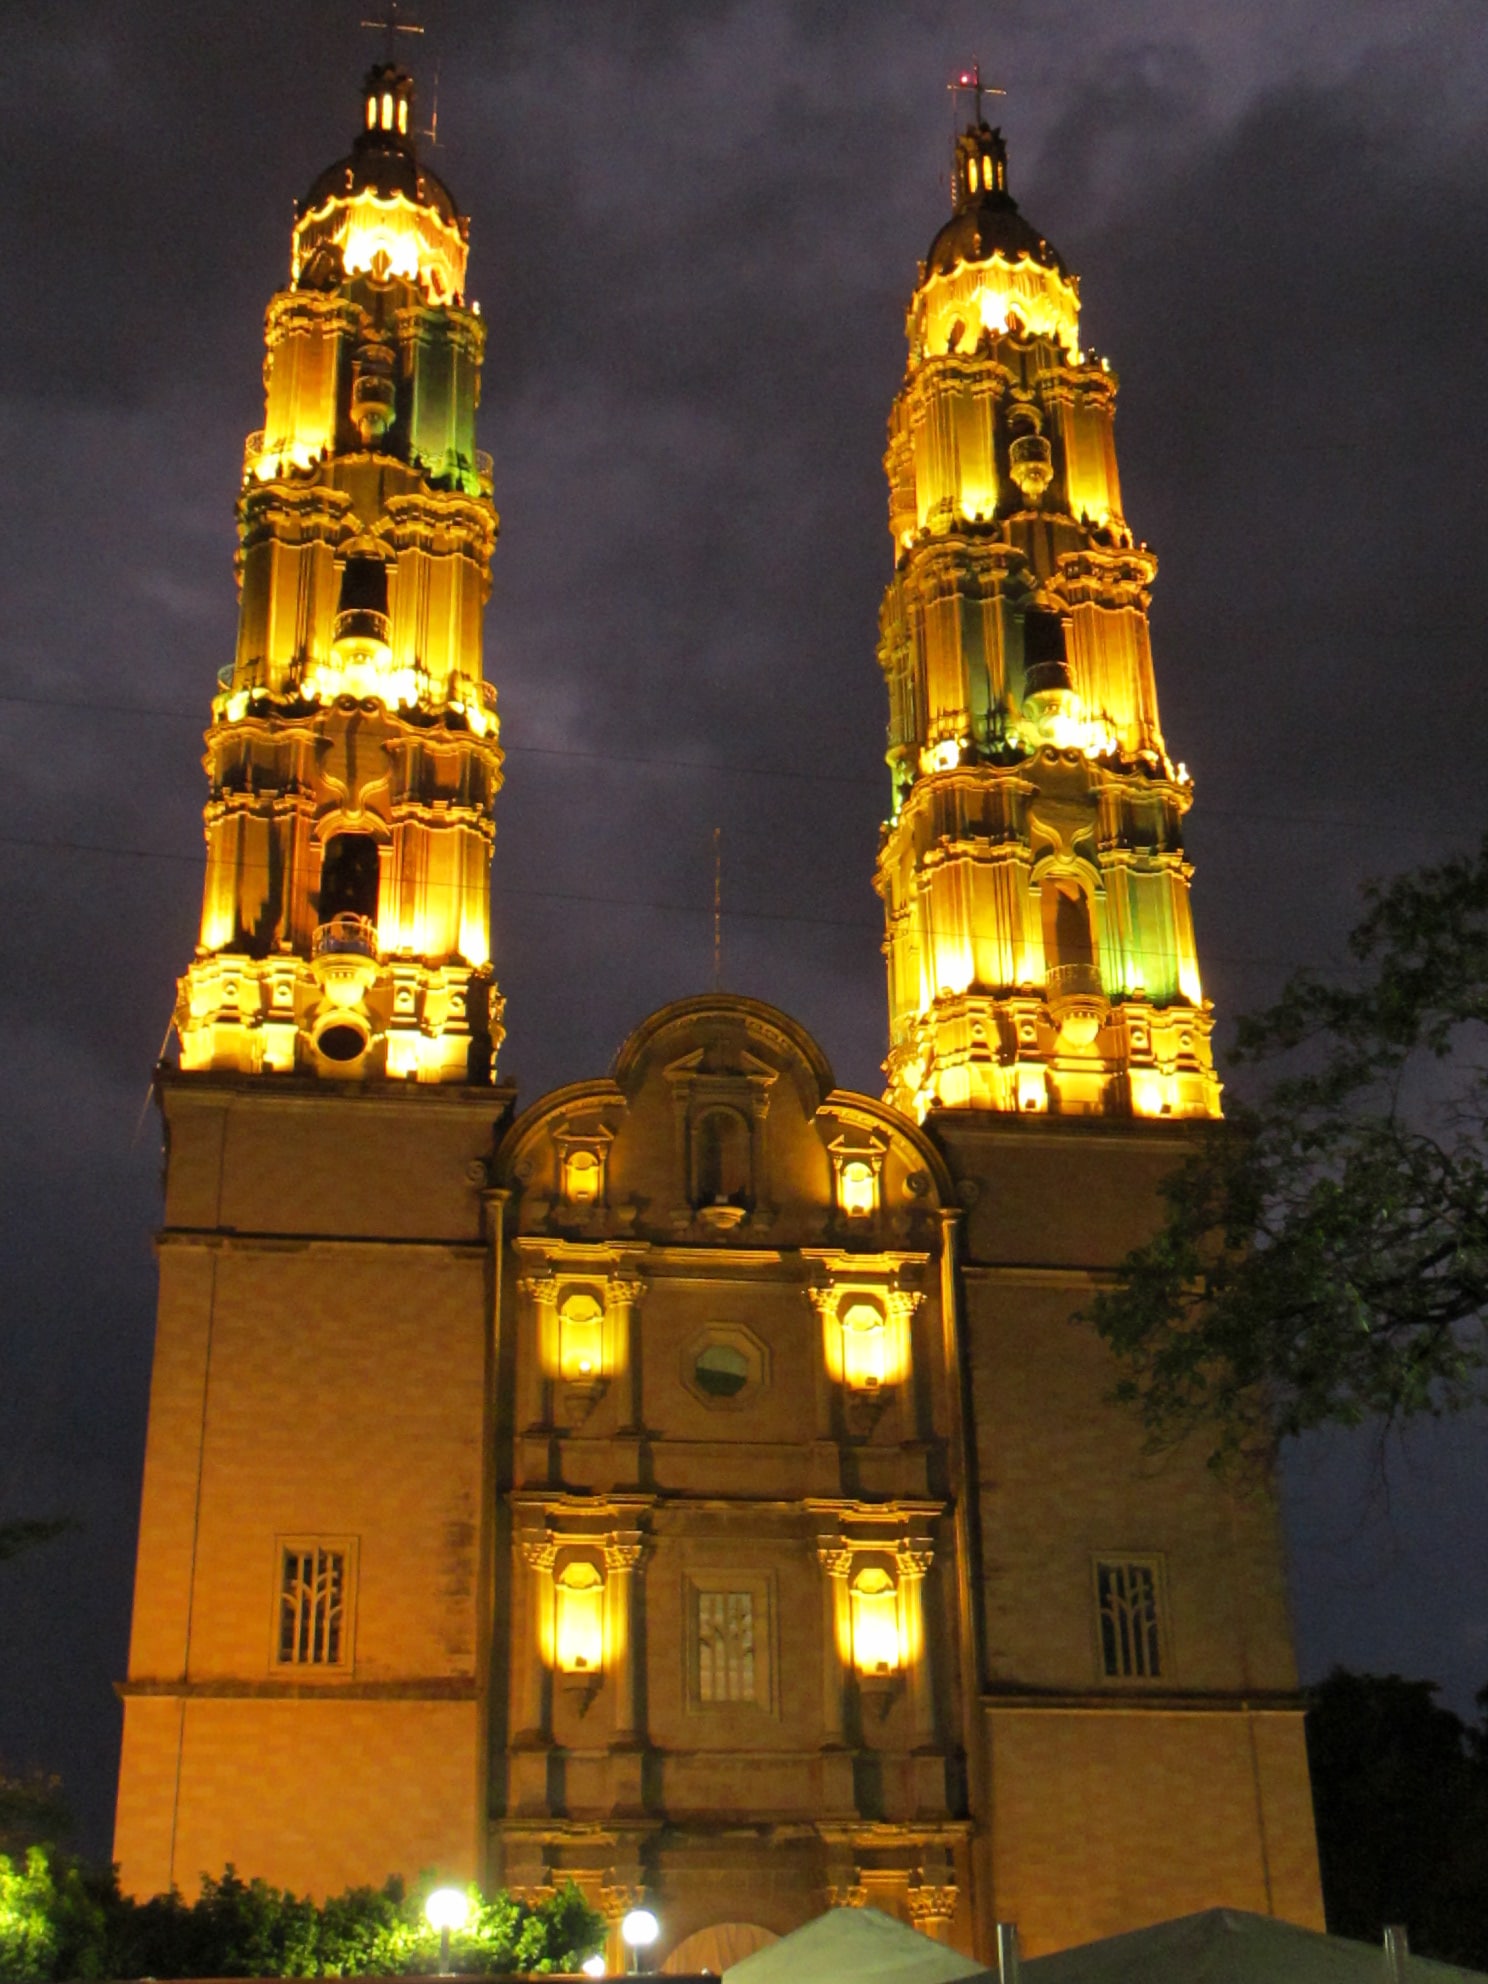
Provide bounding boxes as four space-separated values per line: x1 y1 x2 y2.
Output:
948 58 1005 127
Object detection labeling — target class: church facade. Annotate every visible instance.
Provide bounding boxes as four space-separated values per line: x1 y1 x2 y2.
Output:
114 60 1324 1967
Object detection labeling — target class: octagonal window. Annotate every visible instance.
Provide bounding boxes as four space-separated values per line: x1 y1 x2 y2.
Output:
682 1323 769 1410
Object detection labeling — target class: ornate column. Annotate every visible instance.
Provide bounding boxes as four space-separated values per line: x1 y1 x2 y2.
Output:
897 1541 938 1747
887 1287 924 1401
806 1287 838 1440
517 1271 557 1431
517 1530 556 1742
608 1276 645 1431
599 1883 645 1975
605 1533 647 1743
816 1539 852 1744
906 1881 959 1943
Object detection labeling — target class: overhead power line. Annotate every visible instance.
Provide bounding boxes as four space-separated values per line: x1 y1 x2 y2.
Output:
0 686 1483 845
0 827 1351 975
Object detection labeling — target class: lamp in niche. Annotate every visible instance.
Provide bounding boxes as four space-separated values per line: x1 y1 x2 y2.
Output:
556 1291 607 1424
563 1146 602 1208
850 1564 901 1680
828 1136 884 1225
555 1558 605 1683
559 1293 604 1381
840 1159 877 1219
841 1298 889 1392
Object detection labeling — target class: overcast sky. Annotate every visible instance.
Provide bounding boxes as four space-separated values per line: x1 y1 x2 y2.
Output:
1 0 1486 1861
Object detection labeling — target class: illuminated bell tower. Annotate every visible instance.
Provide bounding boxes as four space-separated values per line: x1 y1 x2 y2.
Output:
179 60 502 1082
876 119 1221 1121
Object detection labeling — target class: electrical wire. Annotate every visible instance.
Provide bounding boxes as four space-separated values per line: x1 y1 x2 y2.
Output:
0 685 1481 844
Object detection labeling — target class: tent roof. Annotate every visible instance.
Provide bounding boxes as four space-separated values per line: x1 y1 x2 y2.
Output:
1026 1910 1487 1984
724 1908 994 1984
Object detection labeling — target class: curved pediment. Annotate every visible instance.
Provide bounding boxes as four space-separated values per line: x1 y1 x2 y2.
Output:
494 993 948 1249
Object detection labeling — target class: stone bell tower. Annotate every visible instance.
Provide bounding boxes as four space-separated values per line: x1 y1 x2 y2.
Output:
876 115 1220 1121
115 62 511 1901
178 57 502 1082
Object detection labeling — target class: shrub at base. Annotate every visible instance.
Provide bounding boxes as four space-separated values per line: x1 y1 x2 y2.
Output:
0 1851 604 1980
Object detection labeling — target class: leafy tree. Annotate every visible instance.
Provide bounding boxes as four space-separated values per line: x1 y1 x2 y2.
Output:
1089 836 1488 1468
1307 1668 1488 1969
0 1774 69 1860
0 1852 606 1981
0 1848 112 1982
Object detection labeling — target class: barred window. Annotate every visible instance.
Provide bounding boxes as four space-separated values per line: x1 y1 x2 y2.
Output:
697 1589 756 1703
1095 1558 1163 1680
278 1545 347 1666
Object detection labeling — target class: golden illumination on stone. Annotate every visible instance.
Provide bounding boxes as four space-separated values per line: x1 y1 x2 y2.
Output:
555 1560 606 1675
876 120 1221 1122
558 1293 605 1382
293 188 468 305
175 62 503 1084
850 1566 901 1676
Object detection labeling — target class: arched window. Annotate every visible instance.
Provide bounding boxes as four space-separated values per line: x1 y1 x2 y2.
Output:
554 1559 604 1673
381 91 394 130
1040 876 1095 971
558 1293 604 1381
396 97 408 134
849 1565 900 1675
318 833 380 924
967 156 980 194
695 1108 751 1206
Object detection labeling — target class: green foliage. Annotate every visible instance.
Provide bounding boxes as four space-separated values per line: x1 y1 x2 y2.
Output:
1308 1667 1488 1968
0 1848 113 1982
0 1850 603 1980
1088 835 1488 1467
0 1771 70 1859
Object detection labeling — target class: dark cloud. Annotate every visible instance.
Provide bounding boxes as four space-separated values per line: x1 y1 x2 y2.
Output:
2 0 1486 1856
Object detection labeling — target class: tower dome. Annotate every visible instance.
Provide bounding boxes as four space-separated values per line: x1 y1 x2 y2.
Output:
925 123 1068 279
293 62 469 304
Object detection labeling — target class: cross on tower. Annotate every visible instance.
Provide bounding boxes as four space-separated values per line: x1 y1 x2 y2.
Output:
948 60 1005 126
360 1 423 66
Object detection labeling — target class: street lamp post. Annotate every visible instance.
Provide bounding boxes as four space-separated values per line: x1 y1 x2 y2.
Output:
425 1888 470 1976
620 1909 660 1976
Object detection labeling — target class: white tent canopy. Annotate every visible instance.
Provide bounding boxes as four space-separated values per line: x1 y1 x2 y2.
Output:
1025 1910 1485 1984
724 1908 995 1984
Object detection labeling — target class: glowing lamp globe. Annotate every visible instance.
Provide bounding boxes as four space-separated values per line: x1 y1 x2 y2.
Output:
621 1910 660 1950
426 1888 470 1933
582 1959 607 1978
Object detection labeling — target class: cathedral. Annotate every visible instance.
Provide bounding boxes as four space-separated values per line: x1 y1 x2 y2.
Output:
113 57 1324 1968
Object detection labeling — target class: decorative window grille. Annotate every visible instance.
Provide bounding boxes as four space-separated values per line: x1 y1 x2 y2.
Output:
1095 1558 1163 1679
278 1546 346 1666
696 1589 756 1703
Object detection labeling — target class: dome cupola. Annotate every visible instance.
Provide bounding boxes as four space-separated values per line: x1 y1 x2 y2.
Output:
292 61 469 304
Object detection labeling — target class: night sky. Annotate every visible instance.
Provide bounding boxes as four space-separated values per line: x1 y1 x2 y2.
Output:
2 0 1486 1863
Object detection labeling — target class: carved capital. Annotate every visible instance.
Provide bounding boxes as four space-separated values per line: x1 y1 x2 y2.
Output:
826 1884 868 1910
896 1542 935 1581
885 1288 924 1329
906 1883 959 1926
816 1539 852 1581
517 1270 558 1311
520 1530 557 1574
604 1538 645 1576
599 1884 645 1925
506 1883 556 1909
